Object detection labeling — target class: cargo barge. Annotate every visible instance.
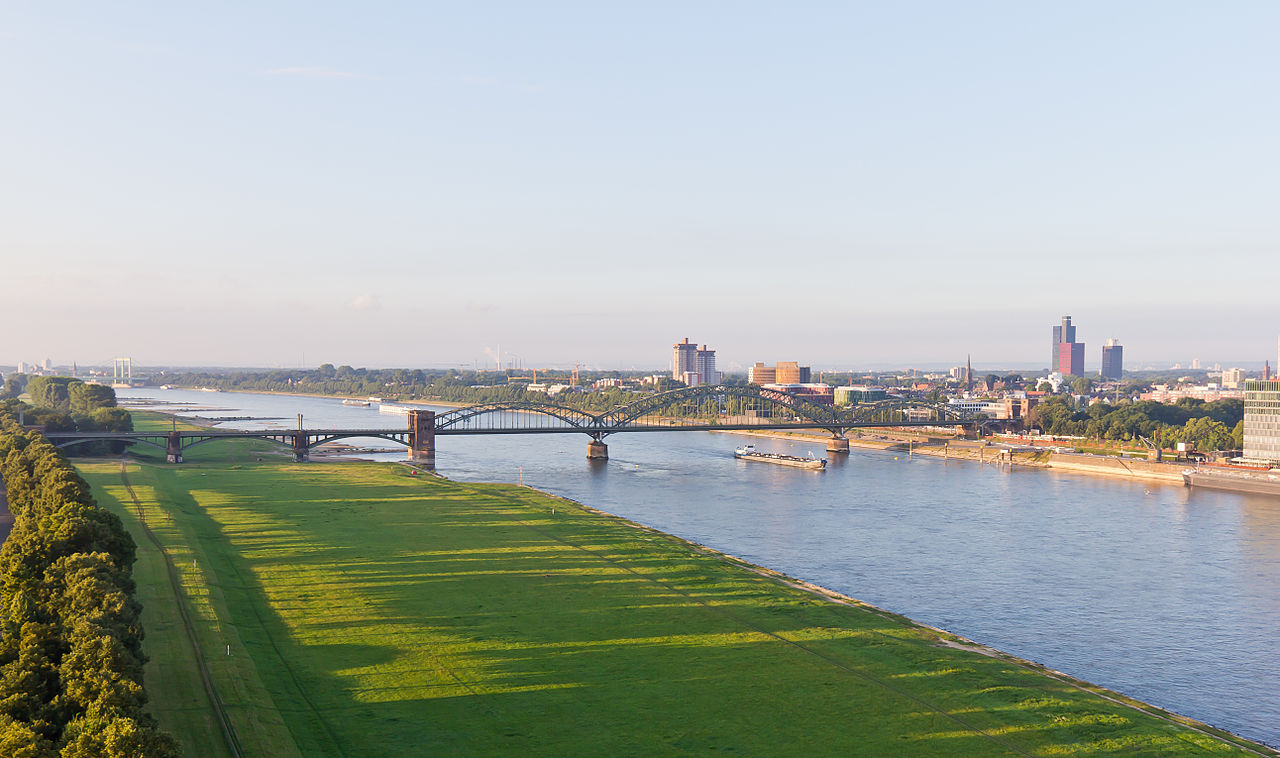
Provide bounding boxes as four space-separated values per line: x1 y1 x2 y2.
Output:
733 445 826 470
1183 468 1280 496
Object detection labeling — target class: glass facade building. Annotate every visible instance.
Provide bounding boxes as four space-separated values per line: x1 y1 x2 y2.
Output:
1101 339 1123 380
1051 315 1077 373
1243 380 1280 464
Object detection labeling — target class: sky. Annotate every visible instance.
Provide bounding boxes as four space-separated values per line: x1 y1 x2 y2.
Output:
2 2 1278 372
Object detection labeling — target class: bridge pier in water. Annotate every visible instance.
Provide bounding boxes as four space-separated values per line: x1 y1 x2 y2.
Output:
826 435 850 454
166 432 182 463
587 437 608 460
408 410 436 468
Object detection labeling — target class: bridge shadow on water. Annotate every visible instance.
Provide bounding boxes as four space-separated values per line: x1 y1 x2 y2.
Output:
157 460 1228 757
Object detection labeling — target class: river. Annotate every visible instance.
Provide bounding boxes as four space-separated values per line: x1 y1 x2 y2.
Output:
119 387 1280 747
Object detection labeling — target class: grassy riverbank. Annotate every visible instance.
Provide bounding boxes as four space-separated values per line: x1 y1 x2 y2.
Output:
71 441 1269 756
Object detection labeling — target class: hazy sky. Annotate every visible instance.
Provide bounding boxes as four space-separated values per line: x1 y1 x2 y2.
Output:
3 2 1277 371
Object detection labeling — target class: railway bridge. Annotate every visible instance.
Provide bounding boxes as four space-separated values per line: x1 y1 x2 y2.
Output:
43 385 983 467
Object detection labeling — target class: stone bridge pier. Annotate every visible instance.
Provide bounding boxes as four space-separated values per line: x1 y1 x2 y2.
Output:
587 434 608 460
167 432 183 463
826 434 850 454
408 410 436 468
292 432 309 462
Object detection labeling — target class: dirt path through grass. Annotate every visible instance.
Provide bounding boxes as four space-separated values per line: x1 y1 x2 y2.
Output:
116 457 245 758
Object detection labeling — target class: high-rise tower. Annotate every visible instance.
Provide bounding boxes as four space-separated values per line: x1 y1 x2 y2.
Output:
1100 339 1123 380
1051 315 1076 372
672 338 698 381
695 345 720 385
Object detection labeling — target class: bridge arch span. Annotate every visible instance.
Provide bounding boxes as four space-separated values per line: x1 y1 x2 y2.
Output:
603 385 840 431
51 436 168 452
433 402 602 433
305 432 410 449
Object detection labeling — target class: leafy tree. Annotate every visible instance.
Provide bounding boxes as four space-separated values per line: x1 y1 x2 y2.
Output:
2 374 29 399
68 384 115 415
25 378 76 412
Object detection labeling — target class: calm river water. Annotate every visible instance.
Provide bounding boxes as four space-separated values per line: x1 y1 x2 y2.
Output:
120 388 1280 747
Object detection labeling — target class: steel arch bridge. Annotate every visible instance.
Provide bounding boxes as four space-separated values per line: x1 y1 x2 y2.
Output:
43 385 982 465
432 385 973 437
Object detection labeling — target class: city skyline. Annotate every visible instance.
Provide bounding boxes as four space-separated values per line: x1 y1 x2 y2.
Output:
3 3 1278 367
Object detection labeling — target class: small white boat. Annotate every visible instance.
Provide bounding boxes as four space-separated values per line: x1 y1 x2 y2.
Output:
342 399 371 407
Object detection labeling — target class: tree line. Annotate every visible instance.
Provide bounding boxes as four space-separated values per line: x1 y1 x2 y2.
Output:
1 377 133 455
0 411 178 756
1028 396 1244 451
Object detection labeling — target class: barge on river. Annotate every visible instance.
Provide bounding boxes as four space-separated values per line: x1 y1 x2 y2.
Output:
1183 468 1280 496
733 445 826 470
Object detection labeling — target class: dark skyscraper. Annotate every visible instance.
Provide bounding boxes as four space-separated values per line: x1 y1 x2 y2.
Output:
1051 315 1077 372
1101 339 1123 380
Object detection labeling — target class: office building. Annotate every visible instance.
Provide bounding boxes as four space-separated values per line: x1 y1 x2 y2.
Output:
672 338 720 385
1051 315 1085 375
1221 368 1246 389
1058 342 1085 377
834 386 887 406
1051 315 1076 372
1243 380 1280 464
672 338 698 382
748 363 776 385
750 360 811 385
774 361 811 384
695 346 720 385
1100 339 1123 380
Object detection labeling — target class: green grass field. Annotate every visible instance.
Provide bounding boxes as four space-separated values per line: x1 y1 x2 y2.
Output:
72 431 1269 756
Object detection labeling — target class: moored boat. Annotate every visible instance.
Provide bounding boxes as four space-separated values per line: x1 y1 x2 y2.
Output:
1183 468 1280 496
342 399 371 407
733 445 826 470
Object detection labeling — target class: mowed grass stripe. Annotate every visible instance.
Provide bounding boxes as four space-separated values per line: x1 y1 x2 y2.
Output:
79 453 1268 757
490 491 1035 756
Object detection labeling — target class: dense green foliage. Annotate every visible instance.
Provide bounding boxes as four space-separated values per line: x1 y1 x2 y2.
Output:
161 366 750 411
1030 396 1244 450
0 412 177 755
3 380 132 455
2 374 30 399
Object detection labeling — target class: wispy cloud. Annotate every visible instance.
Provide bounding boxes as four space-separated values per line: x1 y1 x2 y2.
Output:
266 66 365 80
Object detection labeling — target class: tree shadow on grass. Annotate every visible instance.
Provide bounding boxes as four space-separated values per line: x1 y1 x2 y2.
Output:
160 464 1251 758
